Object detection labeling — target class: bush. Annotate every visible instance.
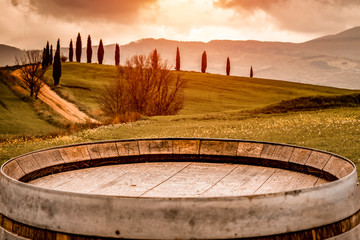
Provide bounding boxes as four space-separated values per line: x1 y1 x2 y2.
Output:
99 49 185 123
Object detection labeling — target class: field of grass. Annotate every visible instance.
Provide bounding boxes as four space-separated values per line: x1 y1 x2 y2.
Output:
44 62 356 118
0 73 60 137
1 107 359 177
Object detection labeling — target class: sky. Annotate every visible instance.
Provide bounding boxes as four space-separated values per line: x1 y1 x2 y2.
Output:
1 0 360 49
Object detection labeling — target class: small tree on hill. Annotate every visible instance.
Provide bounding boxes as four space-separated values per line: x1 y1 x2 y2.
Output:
42 48 46 68
151 48 158 70
201 51 207 73
115 43 120 66
15 50 45 99
76 33 82 62
176 46 180 71
49 45 53 65
53 39 61 86
250 66 254 78
99 49 185 123
87 35 92 63
97 39 104 64
69 39 74 62
226 57 230 76
45 41 50 67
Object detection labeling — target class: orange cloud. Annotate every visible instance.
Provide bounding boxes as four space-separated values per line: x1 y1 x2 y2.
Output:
213 0 360 33
11 0 158 23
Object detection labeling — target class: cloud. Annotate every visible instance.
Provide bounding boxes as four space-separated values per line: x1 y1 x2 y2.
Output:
11 0 158 23
213 0 360 33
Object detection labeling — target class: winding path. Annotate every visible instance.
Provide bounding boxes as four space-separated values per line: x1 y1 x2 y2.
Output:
11 70 99 124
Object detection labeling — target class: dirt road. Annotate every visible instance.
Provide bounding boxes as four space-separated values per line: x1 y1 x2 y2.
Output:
12 70 99 124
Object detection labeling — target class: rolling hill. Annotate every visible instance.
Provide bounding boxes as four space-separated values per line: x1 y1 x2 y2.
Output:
0 71 59 136
1 26 360 89
43 62 357 119
0 44 24 67
68 26 360 89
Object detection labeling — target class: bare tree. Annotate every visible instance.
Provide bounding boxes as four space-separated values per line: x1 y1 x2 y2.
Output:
15 50 45 99
99 49 185 122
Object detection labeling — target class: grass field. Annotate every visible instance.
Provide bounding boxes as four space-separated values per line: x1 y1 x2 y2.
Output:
0 74 59 137
44 63 356 118
2 62 360 179
1 108 359 175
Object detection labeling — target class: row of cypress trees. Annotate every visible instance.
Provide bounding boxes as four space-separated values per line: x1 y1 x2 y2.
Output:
200 51 254 77
46 33 253 80
68 33 120 65
42 39 61 86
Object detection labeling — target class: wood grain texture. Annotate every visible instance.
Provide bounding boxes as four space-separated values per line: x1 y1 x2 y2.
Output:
29 162 327 198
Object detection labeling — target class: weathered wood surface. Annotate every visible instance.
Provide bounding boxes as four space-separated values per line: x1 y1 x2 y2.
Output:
29 162 327 197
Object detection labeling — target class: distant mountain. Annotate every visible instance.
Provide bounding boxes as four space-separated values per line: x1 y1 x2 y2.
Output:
2 26 360 89
0 44 24 66
312 26 360 41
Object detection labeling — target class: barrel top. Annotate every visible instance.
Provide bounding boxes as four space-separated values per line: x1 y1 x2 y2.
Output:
1 138 355 198
28 162 327 198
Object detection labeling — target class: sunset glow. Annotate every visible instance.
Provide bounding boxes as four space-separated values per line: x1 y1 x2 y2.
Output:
1 0 360 49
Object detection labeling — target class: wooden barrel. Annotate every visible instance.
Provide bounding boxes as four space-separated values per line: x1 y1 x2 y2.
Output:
1 138 359 239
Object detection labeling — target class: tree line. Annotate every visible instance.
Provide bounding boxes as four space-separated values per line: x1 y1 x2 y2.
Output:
18 34 254 105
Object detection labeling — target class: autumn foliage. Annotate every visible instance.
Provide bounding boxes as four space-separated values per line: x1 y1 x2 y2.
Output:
99 49 185 123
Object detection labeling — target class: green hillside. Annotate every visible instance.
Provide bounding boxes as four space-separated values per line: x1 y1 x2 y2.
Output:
44 63 356 119
0 71 59 137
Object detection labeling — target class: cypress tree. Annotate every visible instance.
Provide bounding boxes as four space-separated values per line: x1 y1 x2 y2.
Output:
76 33 82 63
45 41 50 66
69 39 73 62
115 44 120 66
226 57 230 76
201 51 207 73
250 66 254 78
97 39 104 64
151 48 158 70
53 39 61 86
49 45 53 65
42 48 46 68
176 46 180 71
86 35 92 63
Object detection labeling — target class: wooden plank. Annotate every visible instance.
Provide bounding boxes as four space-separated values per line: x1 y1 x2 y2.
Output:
271 145 294 162
59 145 90 163
289 148 312 165
260 144 277 159
237 142 263 158
255 169 319 195
16 155 40 174
305 151 331 170
29 167 95 189
200 140 238 156
54 165 135 193
87 144 102 159
2 160 25 180
97 143 118 158
31 152 53 169
323 156 346 178
202 165 276 197
93 162 190 196
173 139 200 155
116 141 139 156
43 149 64 166
143 162 237 198
336 162 355 179
138 140 173 155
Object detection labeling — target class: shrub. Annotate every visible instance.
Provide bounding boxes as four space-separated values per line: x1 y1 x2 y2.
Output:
99 49 185 123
